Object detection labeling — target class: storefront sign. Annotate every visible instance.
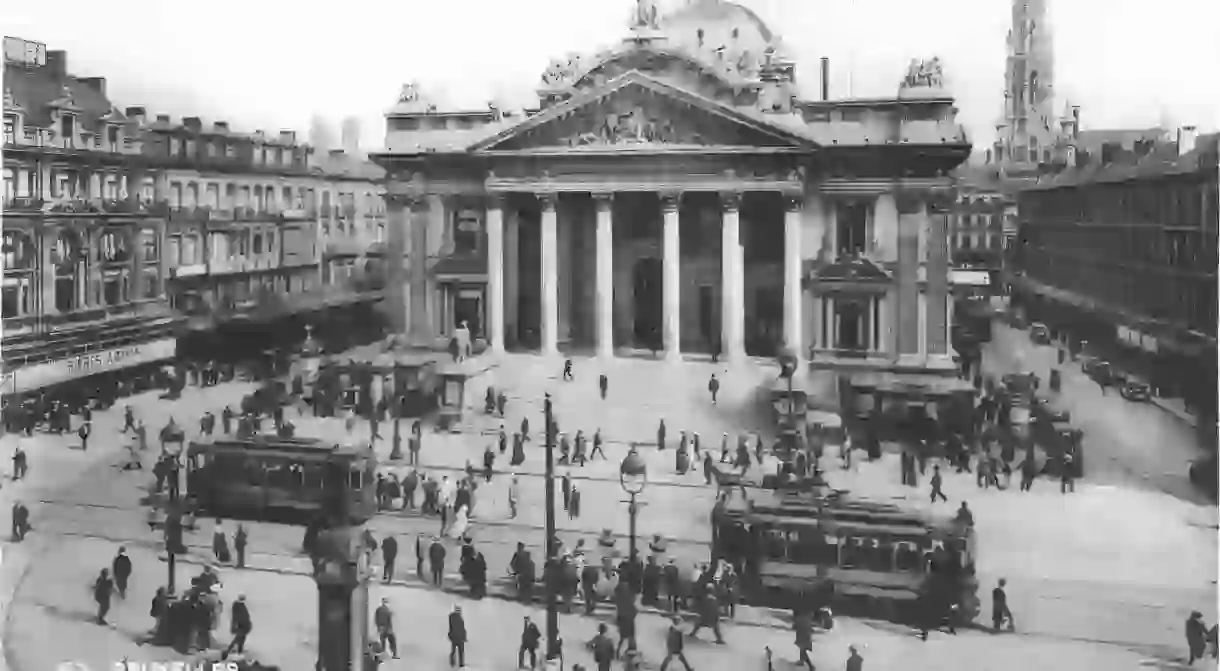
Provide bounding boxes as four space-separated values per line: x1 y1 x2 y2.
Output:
1 337 177 395
950 270 991 286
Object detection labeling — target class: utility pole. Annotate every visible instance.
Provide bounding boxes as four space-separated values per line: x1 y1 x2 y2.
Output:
543 392 560 663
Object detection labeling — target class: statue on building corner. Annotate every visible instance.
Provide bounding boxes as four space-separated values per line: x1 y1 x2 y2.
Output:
398 82 421 104
632 0 660 30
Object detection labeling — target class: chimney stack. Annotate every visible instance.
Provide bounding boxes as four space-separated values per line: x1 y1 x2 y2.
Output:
45 50 67 79
1177 125 1198 156
213 121 230 133
78 77 106 97
182 116 202 132
279 130 296 145
125 106 147 126
156 114 171 124
820 57 830 101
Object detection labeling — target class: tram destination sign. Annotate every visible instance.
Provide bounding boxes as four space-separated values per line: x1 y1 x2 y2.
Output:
1 337 177 395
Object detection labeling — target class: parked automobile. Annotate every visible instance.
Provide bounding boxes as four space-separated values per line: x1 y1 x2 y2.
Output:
1189 452 1217 498
1030 322 1052 345
1119 377 1151 402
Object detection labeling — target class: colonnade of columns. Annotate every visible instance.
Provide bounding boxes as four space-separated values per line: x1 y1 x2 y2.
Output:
483 191 805 361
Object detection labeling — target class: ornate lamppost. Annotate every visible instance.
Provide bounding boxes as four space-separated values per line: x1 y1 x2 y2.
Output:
619 449 648 565
311 457 372 670
542 393 561 664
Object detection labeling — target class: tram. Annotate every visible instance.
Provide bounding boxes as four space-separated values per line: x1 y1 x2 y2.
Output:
712 486 980 625
184 435 377 523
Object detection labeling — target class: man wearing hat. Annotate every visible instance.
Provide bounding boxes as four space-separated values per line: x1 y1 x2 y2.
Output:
448 604 467 667
846 644 864 671
659 615 692 671
374 597 398 659
227 594 252 656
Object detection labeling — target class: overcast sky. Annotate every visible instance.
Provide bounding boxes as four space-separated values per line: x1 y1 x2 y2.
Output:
3 0 1217 153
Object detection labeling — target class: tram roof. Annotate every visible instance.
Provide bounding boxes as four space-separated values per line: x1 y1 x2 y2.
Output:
326 343 445 368
188 435 374 458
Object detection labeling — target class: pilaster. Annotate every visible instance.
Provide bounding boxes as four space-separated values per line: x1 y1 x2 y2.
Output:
720 192 745 361
594 193 615 359
894 190 923 364
485 194 505 354
783 195 803 358
539 193 559 356
504 207 520 347
661 192 682 361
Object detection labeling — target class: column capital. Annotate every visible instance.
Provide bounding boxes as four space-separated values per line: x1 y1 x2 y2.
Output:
483 193 507 211
537 193 559 212
719 191 742 212
783 194 803 213
592 193 615 211
660 191 682 213
893 189 926 216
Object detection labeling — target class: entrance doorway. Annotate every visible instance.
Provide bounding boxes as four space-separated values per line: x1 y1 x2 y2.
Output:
632 258 662 349
836 300 865 352
454 290 483 340
698 285 715 349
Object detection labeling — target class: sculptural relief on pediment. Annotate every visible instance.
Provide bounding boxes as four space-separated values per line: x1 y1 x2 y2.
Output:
568 50 743 105
492 85 788 151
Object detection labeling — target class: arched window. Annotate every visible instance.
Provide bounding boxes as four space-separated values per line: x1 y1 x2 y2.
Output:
100 230 128 263
170 183 183 208
186 183 199 208
253 234 263 255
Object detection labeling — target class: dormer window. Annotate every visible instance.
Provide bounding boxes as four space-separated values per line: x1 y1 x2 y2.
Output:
61 115 75 148
107 125 119 150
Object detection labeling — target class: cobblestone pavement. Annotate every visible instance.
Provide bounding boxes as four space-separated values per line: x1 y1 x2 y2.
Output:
8 355 1216 669
981 323 1209 503
6 537 1189 671
0 381 259 671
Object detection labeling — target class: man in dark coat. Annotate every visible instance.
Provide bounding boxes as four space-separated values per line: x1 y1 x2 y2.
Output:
448 605 467 667
227 594 252 655
1186 611 1208 664
234 524 248 568
111 547 133 598
429 536 447 586
93 568 114 624
381 534 399 583
519 616 542 669
660 615 694 671
375 597 399 659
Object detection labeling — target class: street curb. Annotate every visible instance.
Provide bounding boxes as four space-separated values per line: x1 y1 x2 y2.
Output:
35 528 789 631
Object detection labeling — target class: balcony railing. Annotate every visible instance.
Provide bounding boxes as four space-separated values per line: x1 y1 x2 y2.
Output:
2 299 176 340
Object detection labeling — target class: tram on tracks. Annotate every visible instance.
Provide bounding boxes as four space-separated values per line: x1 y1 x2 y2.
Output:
712 485 980 626
184 434 377 523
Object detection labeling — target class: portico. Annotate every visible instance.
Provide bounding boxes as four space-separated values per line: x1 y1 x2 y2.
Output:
372 0 970 380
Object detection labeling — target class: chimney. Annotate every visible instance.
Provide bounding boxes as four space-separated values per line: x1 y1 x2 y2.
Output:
125 106 147 126
1071 106 1081 139
45 50 67 79
820 57 830 101
156 114 171 124
78 77 106 97
1100 142 1120 164
279 130 296 145
213 121 229 133
1177 125 1198 156
182 116 202 132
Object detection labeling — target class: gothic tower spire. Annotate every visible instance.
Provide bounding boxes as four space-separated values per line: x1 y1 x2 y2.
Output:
998 0 1058 169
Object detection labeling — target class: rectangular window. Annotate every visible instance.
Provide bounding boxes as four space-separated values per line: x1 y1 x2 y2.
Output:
61 115 75 148
3 117 14 145
143 268 160 299
1 276 32 318
107 126 119 149
141 228 159 262
103 271 128 306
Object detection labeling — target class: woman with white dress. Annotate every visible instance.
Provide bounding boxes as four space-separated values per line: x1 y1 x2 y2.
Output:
448 504 470 540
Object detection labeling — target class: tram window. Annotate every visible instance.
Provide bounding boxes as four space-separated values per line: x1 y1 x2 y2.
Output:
811 533 837 564
869 539 893 572
300 462 325 489
761 528 786 560
895 542 920 572
841 538 860 567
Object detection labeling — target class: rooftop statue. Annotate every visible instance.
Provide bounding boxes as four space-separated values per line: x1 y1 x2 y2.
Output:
540 53 584 88
632 0 661 30
901 57 946 90
398 82 421 104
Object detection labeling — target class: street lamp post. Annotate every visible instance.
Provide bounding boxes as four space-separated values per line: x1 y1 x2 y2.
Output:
543 393 560 663
619 450 648 564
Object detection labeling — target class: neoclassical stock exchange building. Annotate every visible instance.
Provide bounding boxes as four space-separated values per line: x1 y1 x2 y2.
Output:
372 0 971 387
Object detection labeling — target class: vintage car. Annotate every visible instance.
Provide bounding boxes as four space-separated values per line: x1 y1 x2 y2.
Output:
1119 377 1151 402
1029 322 1052 345
1189 452 1217 498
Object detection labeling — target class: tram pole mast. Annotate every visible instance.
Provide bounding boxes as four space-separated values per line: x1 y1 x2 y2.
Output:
543 392 560 663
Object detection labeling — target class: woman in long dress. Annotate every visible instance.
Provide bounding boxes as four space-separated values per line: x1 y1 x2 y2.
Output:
448 504 470 540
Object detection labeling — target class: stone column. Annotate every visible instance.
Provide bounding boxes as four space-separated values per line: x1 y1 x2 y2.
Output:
504 207 520 347
783 195 803 357
874 192 899 263
661 192 682 360
720 193 745 361
594 193 615 359
926 203 952 369
895 191 922 362
485 195 505 354
408 196 432 346
539 194 559 356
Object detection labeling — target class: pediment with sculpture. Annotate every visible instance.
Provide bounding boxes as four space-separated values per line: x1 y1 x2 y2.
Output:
480 77 806 152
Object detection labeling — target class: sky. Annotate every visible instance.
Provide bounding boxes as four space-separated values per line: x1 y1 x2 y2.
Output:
2 0 1218 154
